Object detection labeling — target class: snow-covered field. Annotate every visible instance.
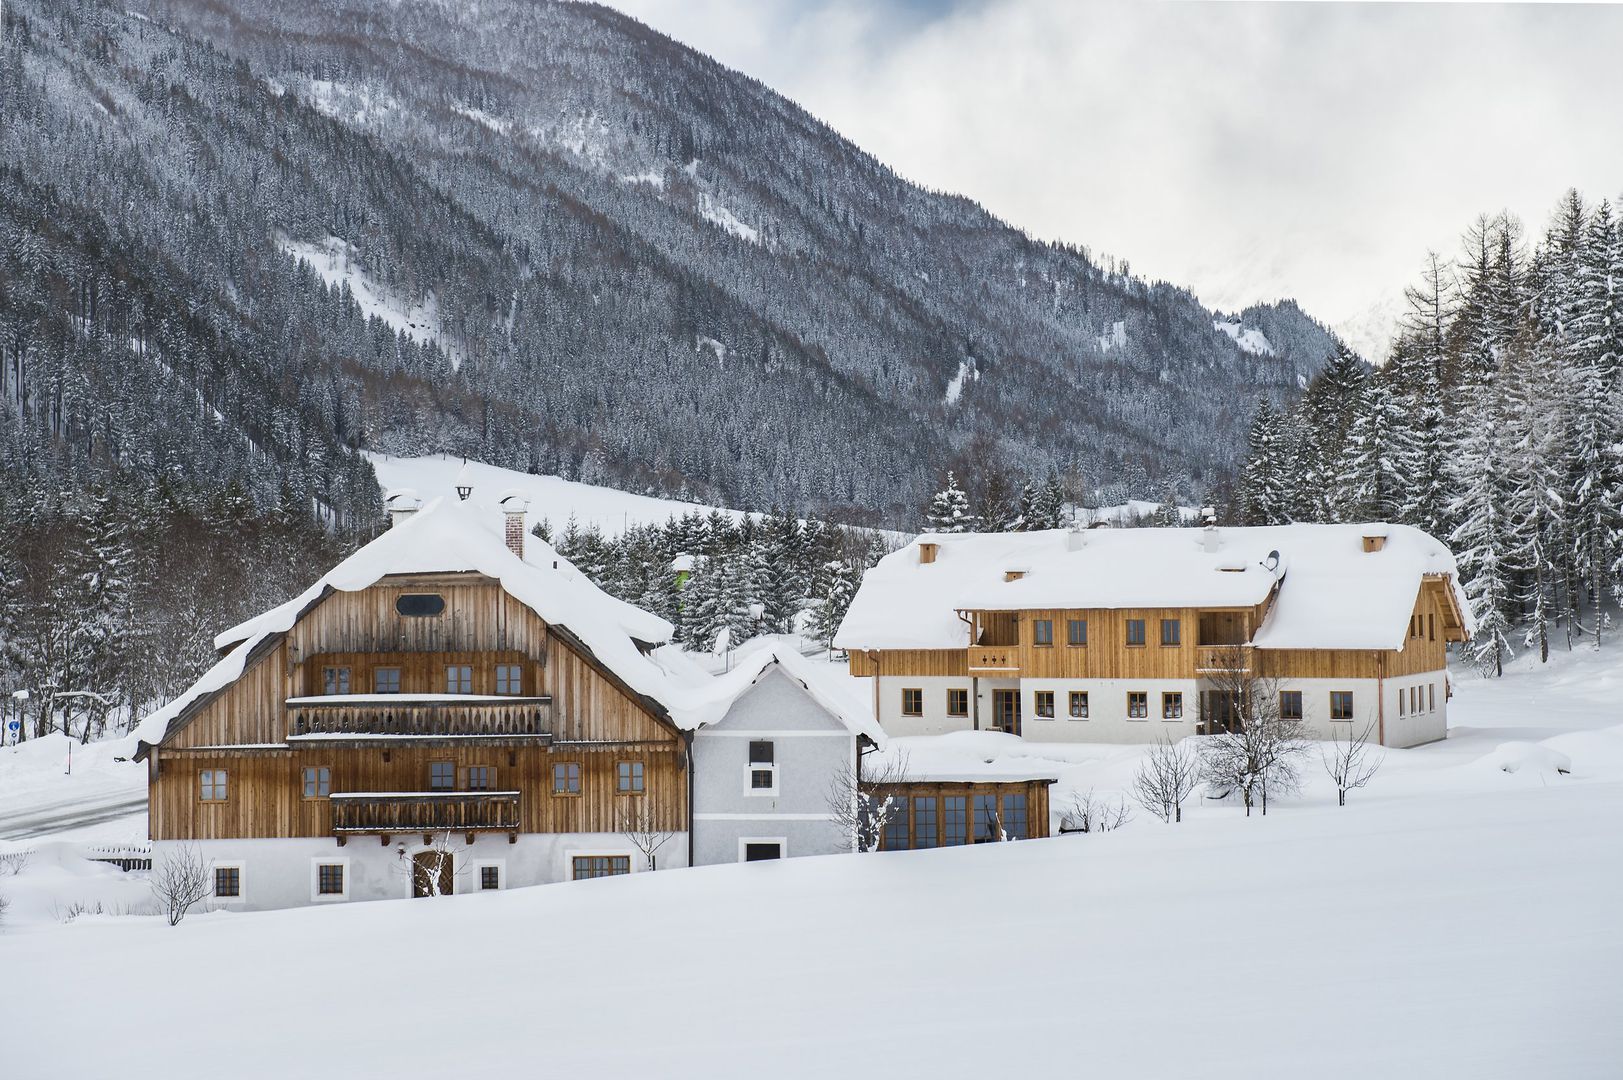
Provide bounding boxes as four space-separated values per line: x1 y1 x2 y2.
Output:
367 453 750 537
2 647 1620 1078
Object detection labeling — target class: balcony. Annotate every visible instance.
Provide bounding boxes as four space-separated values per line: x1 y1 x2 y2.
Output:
287 694 552 741
967 647 1020 674
1195 644 1254 675
330 791 522 835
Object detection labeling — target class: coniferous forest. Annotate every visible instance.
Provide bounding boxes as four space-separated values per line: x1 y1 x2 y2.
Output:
1236 191 1623 675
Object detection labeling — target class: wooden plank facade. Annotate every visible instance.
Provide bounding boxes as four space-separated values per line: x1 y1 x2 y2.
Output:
147 572 689 844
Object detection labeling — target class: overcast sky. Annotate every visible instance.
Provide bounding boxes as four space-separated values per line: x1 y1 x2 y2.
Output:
604 0 1623 330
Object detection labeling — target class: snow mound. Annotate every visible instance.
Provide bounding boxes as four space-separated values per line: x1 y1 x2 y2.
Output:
1480 741 1572 778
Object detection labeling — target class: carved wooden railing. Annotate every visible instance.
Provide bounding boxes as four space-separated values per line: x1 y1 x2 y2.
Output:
330 792 522 834
967 647 1020 673
287 696 552 738
1195 645 1254 674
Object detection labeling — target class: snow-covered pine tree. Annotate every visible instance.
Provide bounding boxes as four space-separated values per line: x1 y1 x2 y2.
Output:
1447 379 1519 676
1239 398 1288 525
926 471 977 533
1338 370 1405 522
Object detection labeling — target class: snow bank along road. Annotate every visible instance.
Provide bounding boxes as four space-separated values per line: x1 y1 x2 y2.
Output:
0 790 146 840
3 750 1620 1079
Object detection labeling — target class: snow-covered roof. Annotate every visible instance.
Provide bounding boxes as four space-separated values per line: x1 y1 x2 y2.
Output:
679 640 884 743
129 495 686 755
835 523 1474 653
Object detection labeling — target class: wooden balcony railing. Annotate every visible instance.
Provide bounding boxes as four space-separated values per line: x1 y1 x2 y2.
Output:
330 792 522 834
287 695 552 739
1195 644 1254 675
967 646 1020 673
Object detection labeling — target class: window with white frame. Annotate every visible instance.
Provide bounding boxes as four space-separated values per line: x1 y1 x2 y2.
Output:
213 865 242 899
311 859 349 902
1068 691 1089 719
746 741 778 795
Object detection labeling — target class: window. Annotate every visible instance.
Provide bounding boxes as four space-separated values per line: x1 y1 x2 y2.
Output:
199 769 228 802
1001 794 1028 840
1279 691 1303 721
617 760 645 795
1067 619 1087 646
552 762 581 796
302 766 331 799
572 855 630 880
901 688 923 716
1428 613 1436 641
913 796 938 849
1412 686 1421 714
973 794 1000 842
317 864 345 896
323 667 351 695
1068 691 1089 719
943 796 968 846
1034 690 1055 718
1127 692 1148 719
1125 619 1146 646
743 842 783 862
374 667 401 694
395 593 445 617
1429 683 1436 712
748 740 777 792
1162 692 1183 719
429 761 455 791
480 866 501 890
1330 690 1354 721
214 866 240 898
445 665 472 694
464 765 492 791
495 664 523 695
947 688 969 717
883 796 911 850
1033 619 1054 646
1161 618 1181 646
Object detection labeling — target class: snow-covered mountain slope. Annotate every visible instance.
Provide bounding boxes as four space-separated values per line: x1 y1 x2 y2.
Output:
366 454 747 536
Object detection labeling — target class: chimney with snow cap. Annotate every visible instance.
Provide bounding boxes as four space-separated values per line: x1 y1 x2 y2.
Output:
498 491 529 560
384 489 421 529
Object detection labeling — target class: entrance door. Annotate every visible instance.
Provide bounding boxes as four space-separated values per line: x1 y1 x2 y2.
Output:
412 851 454 897
992 690 1021 736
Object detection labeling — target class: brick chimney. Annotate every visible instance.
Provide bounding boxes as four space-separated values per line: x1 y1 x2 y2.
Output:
499 492 530 559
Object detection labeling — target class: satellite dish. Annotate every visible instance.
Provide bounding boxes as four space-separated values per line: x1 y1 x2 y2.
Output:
1263 550 1280 572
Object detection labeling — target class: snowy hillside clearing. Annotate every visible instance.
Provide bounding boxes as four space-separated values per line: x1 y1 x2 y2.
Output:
1213 317 1277 356
365 453 752 537
943 358 979 405
278 234 464 369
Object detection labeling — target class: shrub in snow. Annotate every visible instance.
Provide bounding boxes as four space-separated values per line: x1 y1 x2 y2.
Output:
1322 722 1384 807
1130 736 1199 823
1059 789 1131 834
151 843 212 926
0 849 33 877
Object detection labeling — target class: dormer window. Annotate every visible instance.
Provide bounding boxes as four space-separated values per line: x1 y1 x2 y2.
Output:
396 594 446 617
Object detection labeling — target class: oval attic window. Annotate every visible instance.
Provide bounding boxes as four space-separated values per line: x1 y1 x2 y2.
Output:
395 593 446 617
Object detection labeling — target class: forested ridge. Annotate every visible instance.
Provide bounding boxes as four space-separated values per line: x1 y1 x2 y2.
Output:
1237 190 1623 674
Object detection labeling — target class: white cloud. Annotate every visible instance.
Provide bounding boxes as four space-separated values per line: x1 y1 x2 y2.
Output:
604 0 1623 326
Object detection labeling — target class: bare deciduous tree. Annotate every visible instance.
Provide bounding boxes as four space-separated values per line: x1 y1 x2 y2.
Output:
1198 653 1311 817
1058 788 1132 833
620 804 676 870
827 747 911 852
1322 721 1384 806
1130 735 1200 823
396 833 468 897
151 843 212 926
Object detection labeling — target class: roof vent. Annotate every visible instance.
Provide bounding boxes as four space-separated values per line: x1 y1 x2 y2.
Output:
384 489 422 529
918 542 939 565
1362 529 1388 553
1004 568 1028 582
